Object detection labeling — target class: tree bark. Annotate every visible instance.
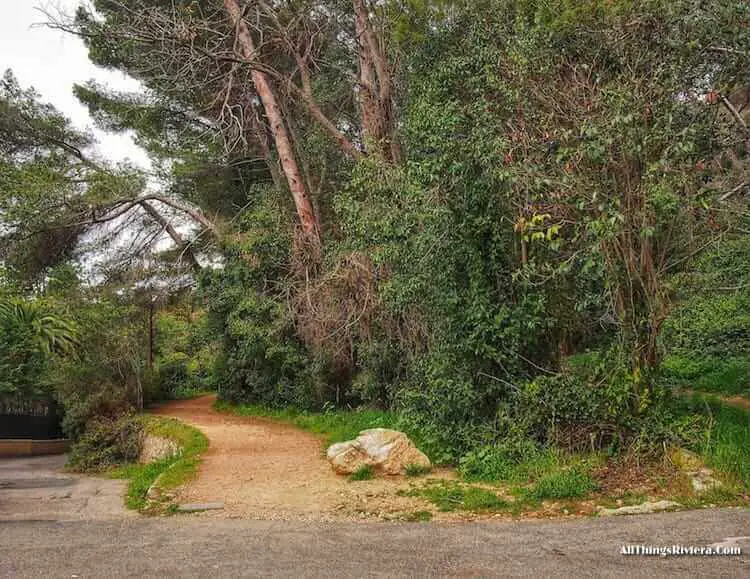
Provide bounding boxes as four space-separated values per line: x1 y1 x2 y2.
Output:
224 0 320 242
353 0 402 163
139 200 202 273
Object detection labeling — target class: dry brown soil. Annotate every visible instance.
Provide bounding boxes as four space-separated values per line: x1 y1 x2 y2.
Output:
153 395 458 521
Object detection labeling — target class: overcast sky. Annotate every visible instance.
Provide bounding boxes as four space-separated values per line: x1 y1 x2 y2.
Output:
0 0 151 168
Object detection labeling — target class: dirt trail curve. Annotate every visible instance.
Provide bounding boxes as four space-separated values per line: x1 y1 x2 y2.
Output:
153 395 441 521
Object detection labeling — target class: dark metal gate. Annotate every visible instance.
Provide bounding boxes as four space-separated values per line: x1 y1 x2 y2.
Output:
0 398 64 440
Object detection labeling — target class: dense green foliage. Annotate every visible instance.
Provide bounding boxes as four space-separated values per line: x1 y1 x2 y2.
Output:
1 0 749 480
662 238 750 396
0 297 77 399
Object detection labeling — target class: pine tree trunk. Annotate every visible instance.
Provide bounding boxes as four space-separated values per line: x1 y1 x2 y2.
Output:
353 0 402 164
224 0 320 241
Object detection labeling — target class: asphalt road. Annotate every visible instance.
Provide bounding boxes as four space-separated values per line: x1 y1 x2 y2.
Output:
2 455 749 577
1 508 749 578
0 455 130 522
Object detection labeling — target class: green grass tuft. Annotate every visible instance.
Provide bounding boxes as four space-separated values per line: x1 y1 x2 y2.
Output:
403 510 433 522
699 398 750 487
411 482 509 512
527 466 597 500
349 464 375 481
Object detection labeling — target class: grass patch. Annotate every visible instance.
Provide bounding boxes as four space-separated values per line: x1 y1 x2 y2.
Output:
108 415 208 512
698 398 750 488
663 356 750 397
405 463 432 477
408 482 509 512
349 464 374 481
527 466 597 500
459 444 603 486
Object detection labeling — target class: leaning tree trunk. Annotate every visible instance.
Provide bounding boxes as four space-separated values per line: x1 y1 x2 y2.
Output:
224 0 320 243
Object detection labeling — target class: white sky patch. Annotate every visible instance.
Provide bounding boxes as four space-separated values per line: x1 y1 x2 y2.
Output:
0 0 151 168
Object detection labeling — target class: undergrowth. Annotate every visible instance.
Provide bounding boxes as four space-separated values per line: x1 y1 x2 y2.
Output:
526 466 597 500
405 482 510 513
108 416 208 511
691 396 750 488
663 356 750 398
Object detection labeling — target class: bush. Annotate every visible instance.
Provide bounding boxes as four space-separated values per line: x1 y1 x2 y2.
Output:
496 369 710 457
156 351 190 394
349 465 374 481
459 440 542 482
68 413 143 472
54 295 148 439
511 372 632 450
217 292 318 408
395 352 503 463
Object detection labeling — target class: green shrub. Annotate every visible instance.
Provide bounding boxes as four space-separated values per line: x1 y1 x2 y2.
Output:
214 290 319 408
54 295 148 439
156 351 190 394
395 352 502 463
459 440 544 483
68 413 143 472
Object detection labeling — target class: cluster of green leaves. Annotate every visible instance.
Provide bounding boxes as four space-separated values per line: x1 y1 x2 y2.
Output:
0 71 144 285
53 286 152 440
153 301 219 399
0 296 77 400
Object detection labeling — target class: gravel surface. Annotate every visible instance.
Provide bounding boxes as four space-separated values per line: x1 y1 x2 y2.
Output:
153 396 455 521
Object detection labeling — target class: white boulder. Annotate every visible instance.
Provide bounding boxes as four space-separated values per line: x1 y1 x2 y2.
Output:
326 429 431 476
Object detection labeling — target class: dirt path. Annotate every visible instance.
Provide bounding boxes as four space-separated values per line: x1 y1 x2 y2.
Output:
153 395 451 521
